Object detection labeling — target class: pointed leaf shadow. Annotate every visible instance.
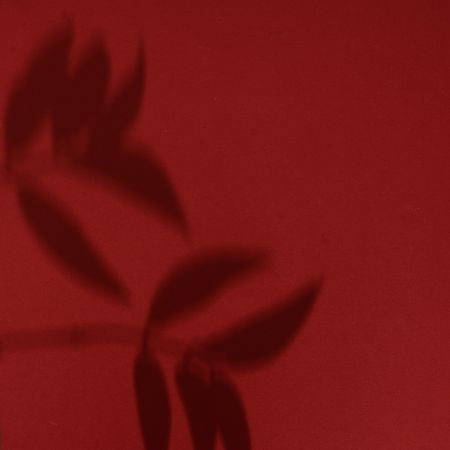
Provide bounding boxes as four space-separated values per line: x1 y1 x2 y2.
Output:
147 248 269 326
17 182 127 302
134 353 171 450
175 359 216 450
4 22 73 163
88 44 145 155
53 37 110 146
211 372 251 450
79 144 188 232
202 277 323 369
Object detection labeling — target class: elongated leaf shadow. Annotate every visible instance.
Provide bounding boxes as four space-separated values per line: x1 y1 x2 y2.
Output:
4 22 73 165
0 324 140 356
201 277 323 369
134 353 171 450
175 358 251 450
175 359 217 450
147 247 269 327
53 37 110 150
87 43 145 156
211 371 251 450
18 182 127 303
79 144 188 233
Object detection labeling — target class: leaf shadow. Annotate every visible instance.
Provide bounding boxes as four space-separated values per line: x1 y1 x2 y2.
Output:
201 277 324 370
211 371 251 450
18 182 127 303
175 358 251 450
52 36 110 148
134 353 171 450
87 43 145 156
80 144 188 234
4 22 74 164
5 25 188 237
175 359 217 450
147 247 269 327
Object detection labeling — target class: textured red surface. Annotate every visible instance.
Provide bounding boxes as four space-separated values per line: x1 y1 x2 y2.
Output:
1 1 449 449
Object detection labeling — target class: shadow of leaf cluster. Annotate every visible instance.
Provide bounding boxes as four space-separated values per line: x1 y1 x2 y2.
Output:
135 248 324 450
3 22 187 302
2 23 325 450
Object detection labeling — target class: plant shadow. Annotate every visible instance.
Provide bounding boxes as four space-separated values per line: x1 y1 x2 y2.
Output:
4 23 188 300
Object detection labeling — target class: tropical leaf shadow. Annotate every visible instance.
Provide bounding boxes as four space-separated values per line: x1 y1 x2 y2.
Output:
18 182 127 303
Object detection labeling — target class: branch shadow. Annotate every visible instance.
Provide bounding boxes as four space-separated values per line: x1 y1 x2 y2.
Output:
0 323 140 355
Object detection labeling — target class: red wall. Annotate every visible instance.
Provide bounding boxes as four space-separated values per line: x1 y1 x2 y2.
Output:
1 1 449 449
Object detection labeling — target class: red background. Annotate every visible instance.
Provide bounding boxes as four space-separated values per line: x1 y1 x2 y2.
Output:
1 0 449 448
